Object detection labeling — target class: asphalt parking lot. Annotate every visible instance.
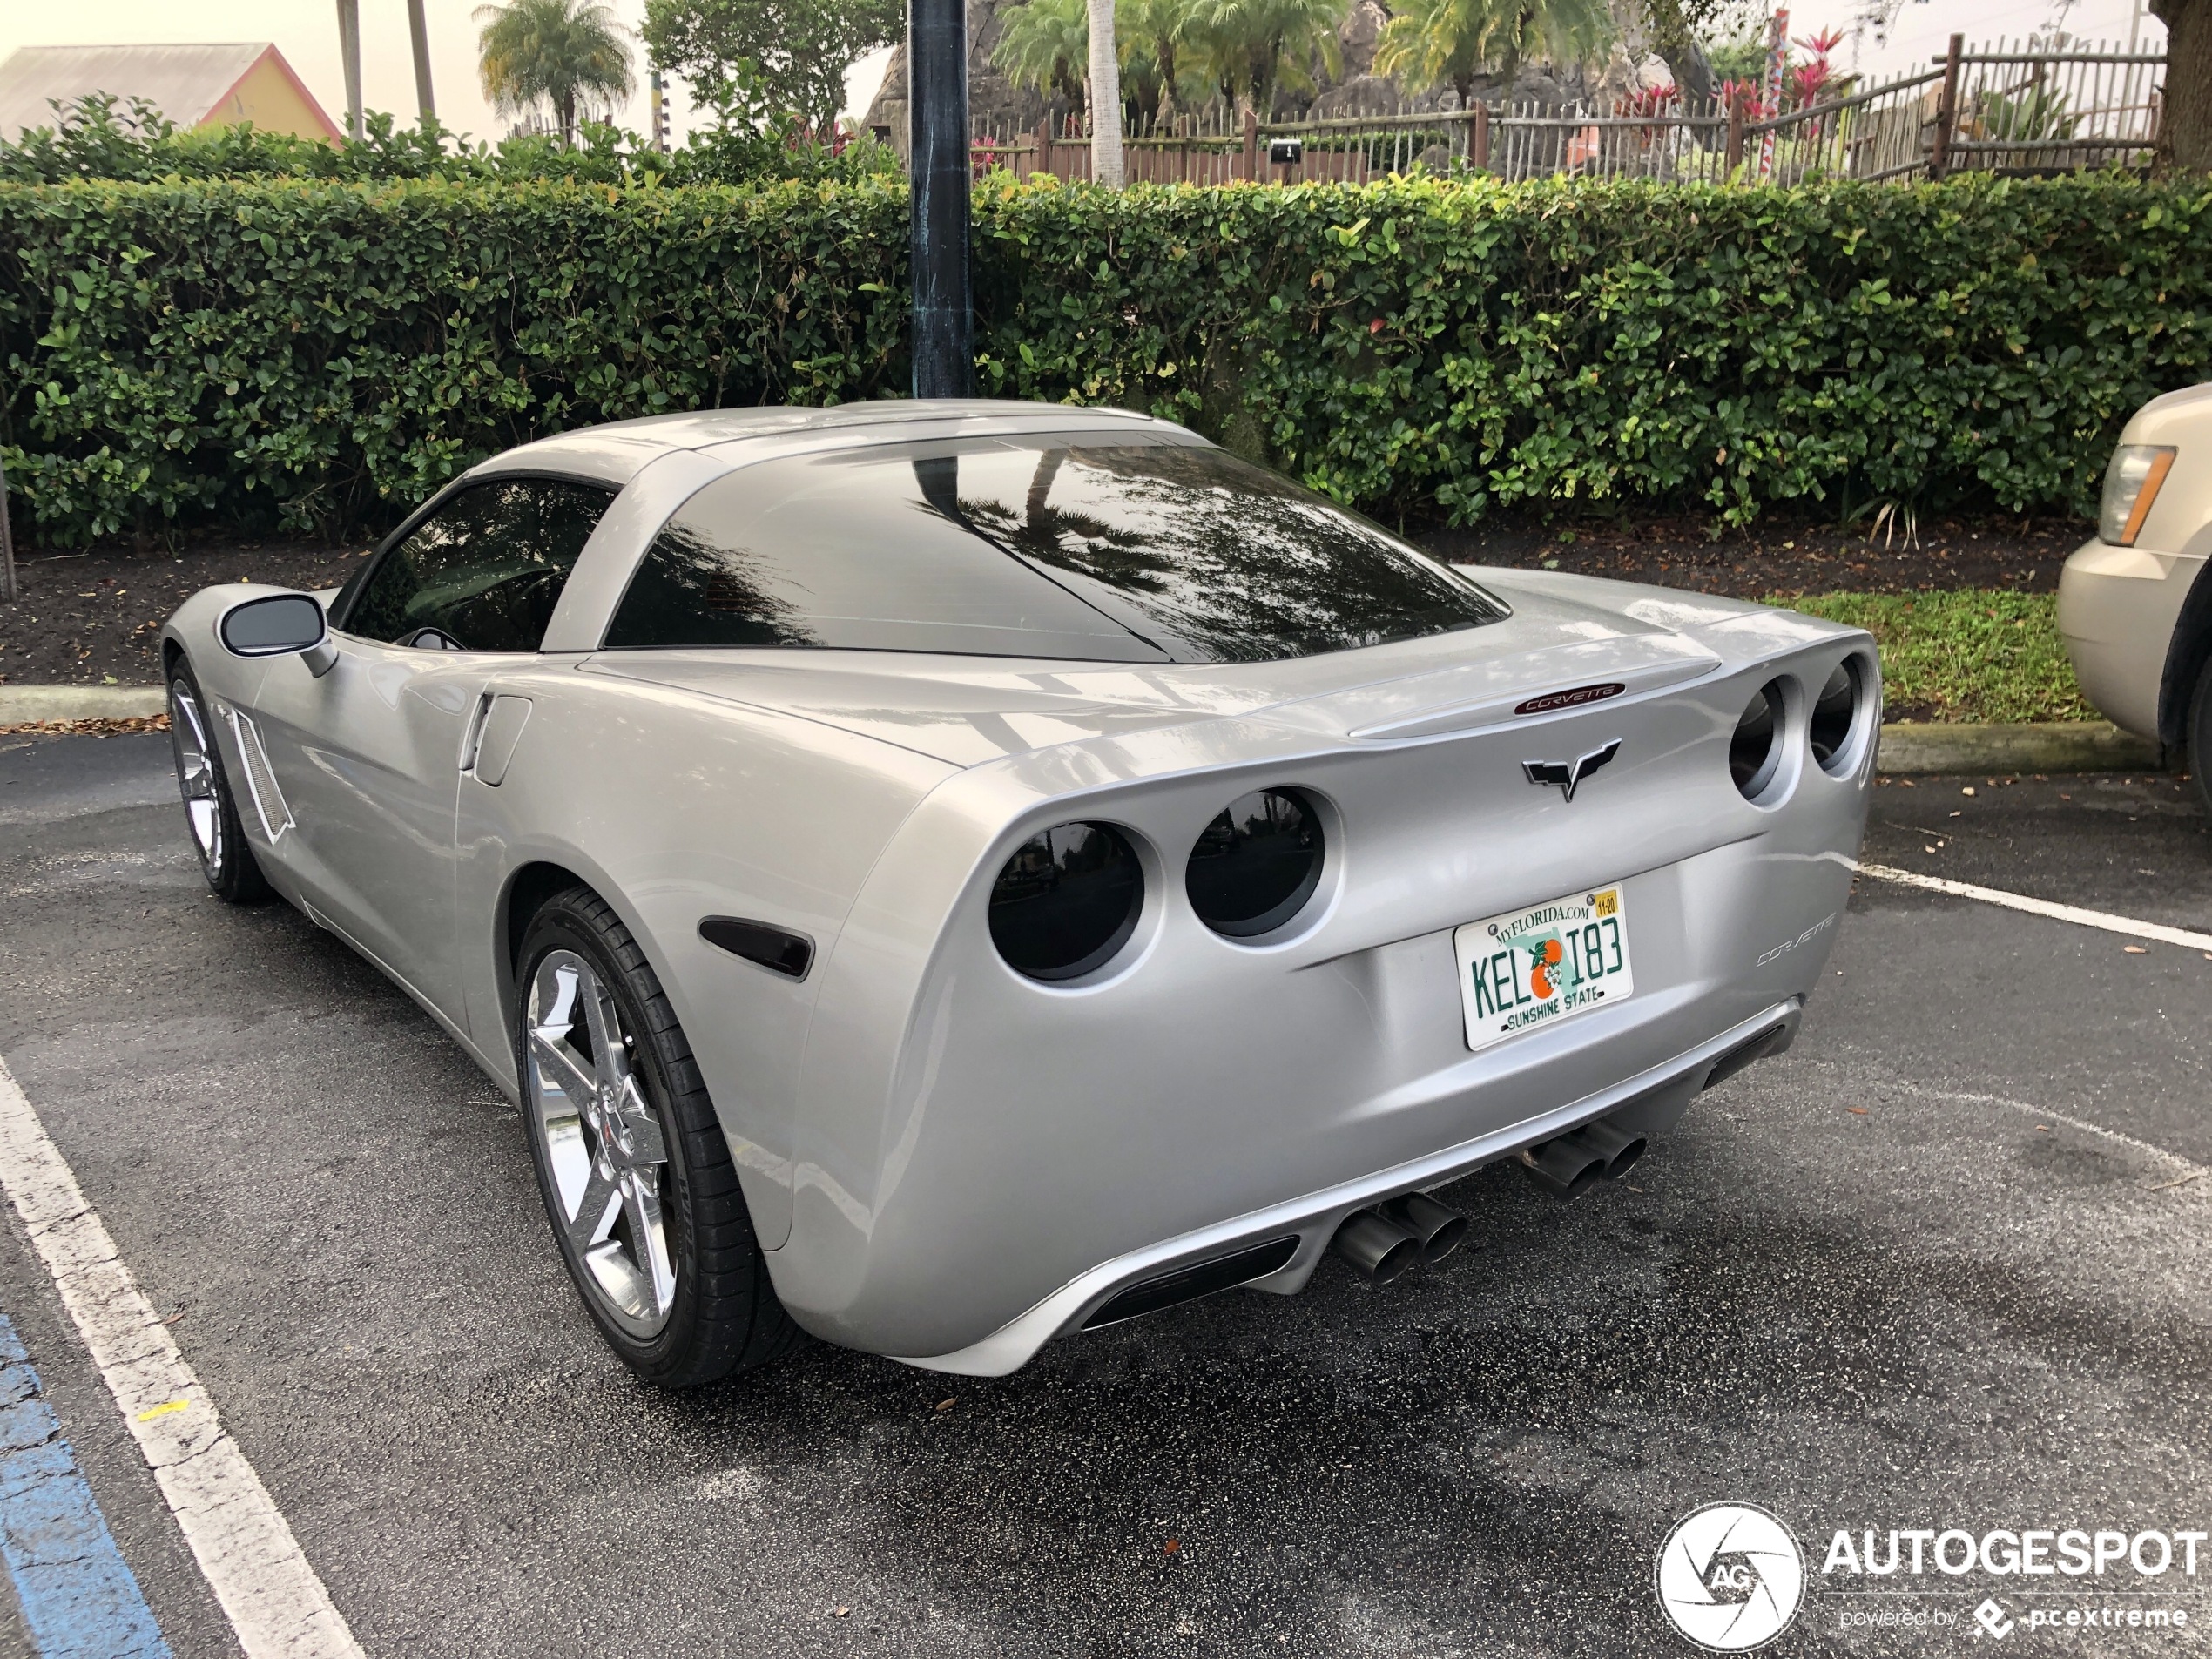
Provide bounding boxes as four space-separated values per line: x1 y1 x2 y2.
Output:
0 732 2206 1657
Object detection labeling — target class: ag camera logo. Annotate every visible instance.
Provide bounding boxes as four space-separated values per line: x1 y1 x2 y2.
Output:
1656 1503 1806 1651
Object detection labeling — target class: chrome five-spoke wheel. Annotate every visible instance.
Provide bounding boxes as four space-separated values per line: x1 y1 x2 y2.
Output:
170 681 224 873
526 948 677 1336
516 887 799 1386
165 663 269 904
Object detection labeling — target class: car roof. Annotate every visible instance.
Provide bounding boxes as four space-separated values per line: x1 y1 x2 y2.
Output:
469 400 1177 489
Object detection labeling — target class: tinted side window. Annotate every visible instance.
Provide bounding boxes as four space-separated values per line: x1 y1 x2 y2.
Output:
343 478 613 651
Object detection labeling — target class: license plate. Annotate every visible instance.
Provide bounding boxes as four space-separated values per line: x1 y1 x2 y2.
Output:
1453 884 1635 1052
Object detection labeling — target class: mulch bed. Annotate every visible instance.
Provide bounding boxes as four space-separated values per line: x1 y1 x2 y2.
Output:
0 716 172 738
1416 510 2089 597
1 542 372 686
0 509 2091 687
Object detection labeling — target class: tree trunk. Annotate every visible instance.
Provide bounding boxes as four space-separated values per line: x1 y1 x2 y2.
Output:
1088 0 1126 186
560 91 577 145
408 0 436 121
1024 448 1064 530
334 0 364 142
2153 0 2210 171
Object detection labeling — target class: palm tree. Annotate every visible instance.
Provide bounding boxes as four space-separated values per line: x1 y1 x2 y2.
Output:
1375 0 1610 108
476 0 635 143
1184 0 1348 120
1088 0 1127 185
1119 0 1200 123
335 0 365 141
408 0 438 119
995 0 1092 119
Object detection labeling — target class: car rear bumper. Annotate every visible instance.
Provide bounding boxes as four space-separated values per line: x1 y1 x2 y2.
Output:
888 997 1803 1376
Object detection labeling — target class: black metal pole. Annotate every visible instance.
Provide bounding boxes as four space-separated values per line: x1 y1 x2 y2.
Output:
908 0 972 399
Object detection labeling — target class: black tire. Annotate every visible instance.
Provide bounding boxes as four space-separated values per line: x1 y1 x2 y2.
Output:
2190 654 2212 815
165 659 273 905
516 887 800 1387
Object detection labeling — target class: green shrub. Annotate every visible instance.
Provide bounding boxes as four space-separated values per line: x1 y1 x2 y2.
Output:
1 168 2206 544
0 92 893 188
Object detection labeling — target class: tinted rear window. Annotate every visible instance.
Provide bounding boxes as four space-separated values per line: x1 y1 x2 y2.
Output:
603 435 1503 663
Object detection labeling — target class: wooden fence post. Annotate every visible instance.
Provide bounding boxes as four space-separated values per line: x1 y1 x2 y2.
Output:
1929 32 1963 179
1241 107 1258 181
1723 86 1744 177
1471 102 1490 169
1034 118 1051 180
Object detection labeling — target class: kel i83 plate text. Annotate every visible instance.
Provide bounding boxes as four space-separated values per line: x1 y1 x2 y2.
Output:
1453 885 1634 1052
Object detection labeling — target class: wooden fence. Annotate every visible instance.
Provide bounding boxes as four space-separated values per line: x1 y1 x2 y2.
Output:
962 35 2163 187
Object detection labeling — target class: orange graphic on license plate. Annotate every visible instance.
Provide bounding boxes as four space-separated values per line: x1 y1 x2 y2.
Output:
1453 886 1635 1052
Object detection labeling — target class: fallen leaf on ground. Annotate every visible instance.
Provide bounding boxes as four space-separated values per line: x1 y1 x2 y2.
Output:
1847 1107 1868 1116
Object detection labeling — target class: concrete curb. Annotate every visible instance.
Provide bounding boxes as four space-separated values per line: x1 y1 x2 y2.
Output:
0 685 2170 774
0 685 169 724
1875 720 2162 775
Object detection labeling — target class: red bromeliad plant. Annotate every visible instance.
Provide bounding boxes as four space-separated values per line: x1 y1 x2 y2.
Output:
1719 77 1768 119
1615 82 1679 119
1789 28 1851 110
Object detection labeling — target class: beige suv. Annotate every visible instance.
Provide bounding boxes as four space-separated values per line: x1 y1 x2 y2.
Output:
2058 383 2212 804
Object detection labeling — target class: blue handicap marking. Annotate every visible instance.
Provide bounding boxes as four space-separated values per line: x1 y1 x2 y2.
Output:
0 1312 172 1658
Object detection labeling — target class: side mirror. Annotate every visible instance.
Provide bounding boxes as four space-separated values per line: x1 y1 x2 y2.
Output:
219 592 338 678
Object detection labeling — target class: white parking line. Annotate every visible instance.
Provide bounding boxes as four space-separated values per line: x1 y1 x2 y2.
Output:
1908 1083 2212 1186
1855 862 2212 954
0 1056 364 1659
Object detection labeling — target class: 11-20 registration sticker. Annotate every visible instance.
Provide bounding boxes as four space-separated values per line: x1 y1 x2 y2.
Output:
1453 884 1634 1052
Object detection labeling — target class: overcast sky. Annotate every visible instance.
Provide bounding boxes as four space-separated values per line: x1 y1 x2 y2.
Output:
0 0 2168 151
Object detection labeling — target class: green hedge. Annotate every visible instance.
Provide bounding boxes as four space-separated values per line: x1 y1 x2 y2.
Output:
2 170 2207 545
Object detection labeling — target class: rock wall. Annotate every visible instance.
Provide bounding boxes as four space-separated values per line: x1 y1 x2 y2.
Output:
864 0 1044 152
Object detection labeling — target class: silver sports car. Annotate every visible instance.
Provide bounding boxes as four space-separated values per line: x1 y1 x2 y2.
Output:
161 401 1877 1386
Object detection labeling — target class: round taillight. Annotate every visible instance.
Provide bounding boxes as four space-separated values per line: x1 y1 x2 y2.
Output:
988 822 1143 981
1186 789 1325 938
1730 681 1786 800
1809 658 1862 774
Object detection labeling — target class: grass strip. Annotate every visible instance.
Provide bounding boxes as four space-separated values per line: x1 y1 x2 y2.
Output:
1769 590 2095 725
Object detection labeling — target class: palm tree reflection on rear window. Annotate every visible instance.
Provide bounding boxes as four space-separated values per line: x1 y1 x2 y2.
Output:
603 435 1506 663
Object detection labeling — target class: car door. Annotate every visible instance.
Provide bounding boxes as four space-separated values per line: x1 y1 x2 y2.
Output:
248 475 615 1022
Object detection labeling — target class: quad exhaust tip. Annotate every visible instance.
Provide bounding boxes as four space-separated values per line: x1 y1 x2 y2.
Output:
1331 1192 1469 1283
1382 1192 1468 1264
1518 1118 1648 1197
